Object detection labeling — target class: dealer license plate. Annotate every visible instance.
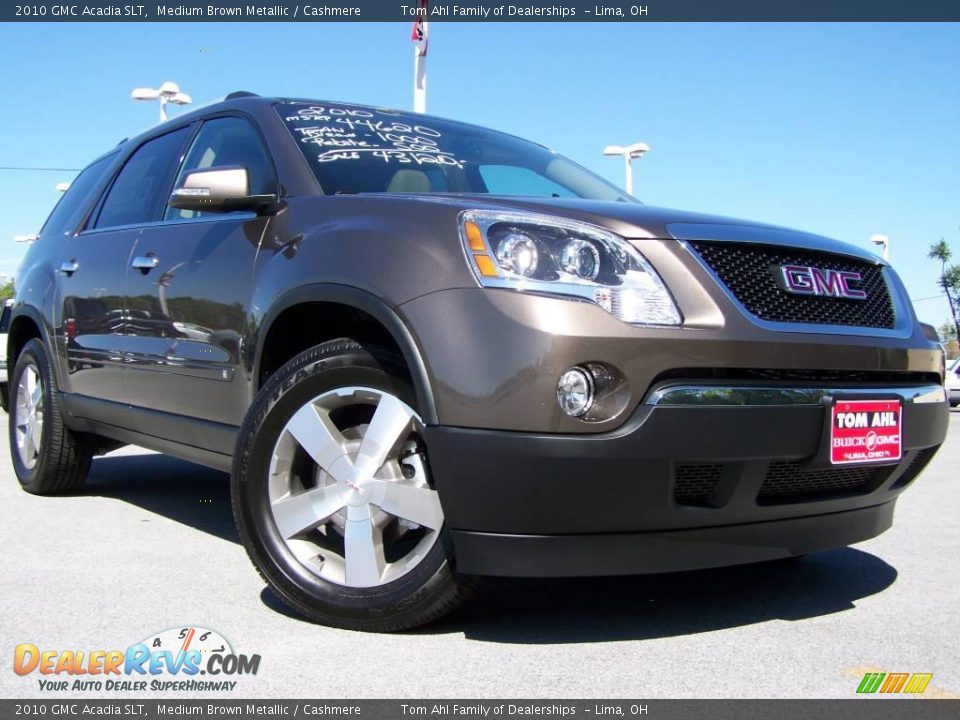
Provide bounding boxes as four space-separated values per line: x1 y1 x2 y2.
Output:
830 399 903 465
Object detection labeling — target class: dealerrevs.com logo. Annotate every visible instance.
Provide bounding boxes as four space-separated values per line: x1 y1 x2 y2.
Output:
14 626 260 693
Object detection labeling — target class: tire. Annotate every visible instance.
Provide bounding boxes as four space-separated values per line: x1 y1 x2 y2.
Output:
232 339 474 632
9 339 92 494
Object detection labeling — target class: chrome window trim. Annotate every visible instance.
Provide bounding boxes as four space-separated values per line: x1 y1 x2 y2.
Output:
77 212 258 237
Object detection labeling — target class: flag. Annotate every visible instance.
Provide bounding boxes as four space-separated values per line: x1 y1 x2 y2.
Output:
411 0 428 57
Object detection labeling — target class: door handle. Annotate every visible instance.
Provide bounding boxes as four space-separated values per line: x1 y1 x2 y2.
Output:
59 260 79 275
131 255 159 273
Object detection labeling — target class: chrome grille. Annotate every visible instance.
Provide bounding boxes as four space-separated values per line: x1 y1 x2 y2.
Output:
690 242 895 329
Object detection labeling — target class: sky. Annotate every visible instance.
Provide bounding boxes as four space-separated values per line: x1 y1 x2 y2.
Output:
0 21 957 327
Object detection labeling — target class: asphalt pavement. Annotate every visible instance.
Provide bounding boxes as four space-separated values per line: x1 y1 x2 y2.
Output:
1 408 958 699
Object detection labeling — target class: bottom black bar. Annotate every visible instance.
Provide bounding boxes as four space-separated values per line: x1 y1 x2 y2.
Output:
1 700 957 720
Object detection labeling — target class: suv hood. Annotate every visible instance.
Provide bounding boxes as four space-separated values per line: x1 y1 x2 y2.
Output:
391 193 883 264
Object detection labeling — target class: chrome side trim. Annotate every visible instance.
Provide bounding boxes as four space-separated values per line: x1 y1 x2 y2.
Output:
645 384 946 407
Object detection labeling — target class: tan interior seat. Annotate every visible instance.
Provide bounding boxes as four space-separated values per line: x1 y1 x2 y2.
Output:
386 169 431 193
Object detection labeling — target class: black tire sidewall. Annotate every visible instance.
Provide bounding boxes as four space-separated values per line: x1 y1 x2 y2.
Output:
233 342 457 628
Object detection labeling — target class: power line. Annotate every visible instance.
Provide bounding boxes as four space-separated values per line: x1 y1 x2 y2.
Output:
0 166 80 172
913 294 947 302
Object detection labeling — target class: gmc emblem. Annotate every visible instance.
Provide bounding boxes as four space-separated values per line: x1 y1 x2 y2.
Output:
776 264 867 300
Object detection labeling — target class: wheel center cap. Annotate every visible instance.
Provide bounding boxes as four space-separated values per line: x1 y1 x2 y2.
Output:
344 479 368 506
328 455 372 505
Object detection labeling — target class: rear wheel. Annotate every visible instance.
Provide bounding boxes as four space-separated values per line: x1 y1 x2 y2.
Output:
233 339 473 631
9 339 92 494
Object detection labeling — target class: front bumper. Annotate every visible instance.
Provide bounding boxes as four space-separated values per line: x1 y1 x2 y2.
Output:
451 504 896 577
399 286 945 435
426 384 948 577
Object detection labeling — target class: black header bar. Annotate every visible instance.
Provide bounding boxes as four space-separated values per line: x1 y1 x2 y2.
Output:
4 0 960 22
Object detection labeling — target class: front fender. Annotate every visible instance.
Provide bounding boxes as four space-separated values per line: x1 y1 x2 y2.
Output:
249 283 439 425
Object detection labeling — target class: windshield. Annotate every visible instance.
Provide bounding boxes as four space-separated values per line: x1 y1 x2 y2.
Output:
277 102 635 202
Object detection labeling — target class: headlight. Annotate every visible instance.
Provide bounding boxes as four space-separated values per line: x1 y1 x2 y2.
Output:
460 210 682 326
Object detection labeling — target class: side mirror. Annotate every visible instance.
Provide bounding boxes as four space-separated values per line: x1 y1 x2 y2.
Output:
169 166 276 214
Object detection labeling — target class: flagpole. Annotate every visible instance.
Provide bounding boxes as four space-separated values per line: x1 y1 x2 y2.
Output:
413 19 428 113
411 1 428 113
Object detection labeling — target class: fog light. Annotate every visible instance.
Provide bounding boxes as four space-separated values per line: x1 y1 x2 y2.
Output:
557 367 594 417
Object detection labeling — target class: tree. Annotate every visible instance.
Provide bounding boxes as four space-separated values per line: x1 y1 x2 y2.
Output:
928 239 960 342
940 322 960 359
0 279 13 302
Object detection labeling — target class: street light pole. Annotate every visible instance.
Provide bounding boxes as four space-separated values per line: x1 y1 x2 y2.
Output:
870 233 890 261
623 153 634 195
131 81 192 122
603 142 650 195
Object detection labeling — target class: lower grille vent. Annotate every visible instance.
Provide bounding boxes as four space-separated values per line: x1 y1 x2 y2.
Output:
758 462 890 504
674 463 724 507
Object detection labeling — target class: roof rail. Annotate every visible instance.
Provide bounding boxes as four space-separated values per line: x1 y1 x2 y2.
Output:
225 91 260 99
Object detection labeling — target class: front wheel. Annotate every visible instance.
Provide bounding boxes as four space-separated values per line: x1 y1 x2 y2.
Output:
232 339 473 631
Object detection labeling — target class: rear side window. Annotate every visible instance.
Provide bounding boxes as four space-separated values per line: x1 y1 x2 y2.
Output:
95 127 191 229
38 153 117 238
165 116 276 221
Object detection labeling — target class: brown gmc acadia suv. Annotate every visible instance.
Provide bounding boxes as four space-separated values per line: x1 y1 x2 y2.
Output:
6 94 949 630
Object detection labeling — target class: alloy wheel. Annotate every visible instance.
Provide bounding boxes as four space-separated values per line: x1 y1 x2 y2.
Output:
14 363 44 470
267 386 443 588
